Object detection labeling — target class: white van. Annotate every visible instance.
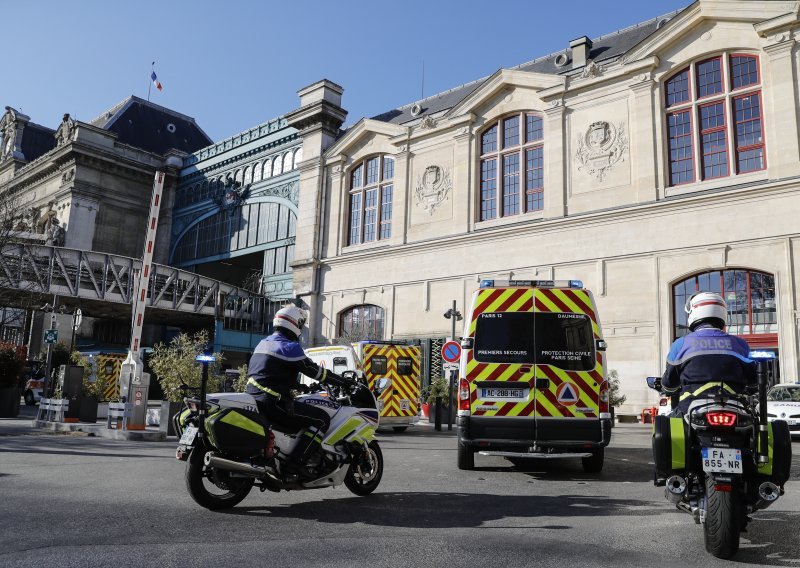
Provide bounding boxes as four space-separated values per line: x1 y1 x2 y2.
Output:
303 345 364 387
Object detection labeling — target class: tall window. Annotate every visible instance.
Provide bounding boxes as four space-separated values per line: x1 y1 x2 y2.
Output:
665 54 764 187
339 304 385 340
672 269 776 340
479 112 544 221
348 156 394 245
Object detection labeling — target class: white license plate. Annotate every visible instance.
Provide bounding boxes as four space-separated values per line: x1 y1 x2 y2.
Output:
179 425 198 445
701 447 742 474
787 419 797 426
480 388 529 400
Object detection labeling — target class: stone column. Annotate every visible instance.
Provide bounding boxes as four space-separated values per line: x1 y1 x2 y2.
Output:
286 80 347 344
543 102 566 218
628 75 659 203
763 35 800 178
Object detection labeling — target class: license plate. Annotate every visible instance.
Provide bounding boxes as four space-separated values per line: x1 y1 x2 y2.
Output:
179 425 198 445
480 388 529 400
701 447 742 474
787 419 797 426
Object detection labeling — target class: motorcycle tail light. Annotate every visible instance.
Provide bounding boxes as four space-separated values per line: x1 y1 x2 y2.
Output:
706 411 737 427
458 379 471 411
599 381 609 414
659 397 668 407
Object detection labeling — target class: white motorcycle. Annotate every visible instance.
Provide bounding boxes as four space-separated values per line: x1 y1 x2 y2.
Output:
174 374 387 510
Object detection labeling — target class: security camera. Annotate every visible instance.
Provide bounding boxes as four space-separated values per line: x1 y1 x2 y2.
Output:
443 311 451 319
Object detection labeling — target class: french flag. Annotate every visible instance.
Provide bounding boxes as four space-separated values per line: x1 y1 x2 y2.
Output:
151 71 163 92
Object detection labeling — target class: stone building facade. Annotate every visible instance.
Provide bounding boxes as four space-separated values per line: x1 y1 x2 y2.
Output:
289 0 800 413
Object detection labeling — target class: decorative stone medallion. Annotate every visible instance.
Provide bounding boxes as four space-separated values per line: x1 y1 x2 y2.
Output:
575 121 628 182
415 165 452 215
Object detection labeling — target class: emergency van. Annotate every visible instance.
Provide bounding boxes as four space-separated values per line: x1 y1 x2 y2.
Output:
354 341 421 432
456 279 611 472
304 345 364 386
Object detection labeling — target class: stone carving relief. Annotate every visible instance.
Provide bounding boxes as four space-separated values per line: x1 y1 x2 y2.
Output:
36 204 66 246
417 115 437 130
216 178 250 212
575 121 628 182
580 60 604 79
261 180 300 205
61 168 75 183
54 113 76 146
0 107 19 160
414 165 452 215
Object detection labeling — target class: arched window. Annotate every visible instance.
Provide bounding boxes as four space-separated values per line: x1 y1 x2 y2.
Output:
273 155 283 176
293 147 303 169
283 152 292 171
235 169 243 184
665 53 764 186
672 269 776 343
479 112 544 221
339 304 385 341
347 155 394 245
244 166 252 185
252 162 262 182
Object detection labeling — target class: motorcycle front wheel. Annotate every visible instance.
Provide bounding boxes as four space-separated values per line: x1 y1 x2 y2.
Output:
185 448 254 510
703 476 741 559
344 441 383 496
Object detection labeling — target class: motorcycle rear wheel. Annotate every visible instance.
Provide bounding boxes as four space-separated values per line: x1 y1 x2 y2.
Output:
344 441 383 496
185 448 254 510
703 476 741 559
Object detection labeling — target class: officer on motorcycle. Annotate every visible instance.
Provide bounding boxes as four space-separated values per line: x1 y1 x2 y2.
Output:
246 305 353 479
662 292 757 415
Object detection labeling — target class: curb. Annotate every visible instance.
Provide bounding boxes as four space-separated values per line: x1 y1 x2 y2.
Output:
33 420 167 441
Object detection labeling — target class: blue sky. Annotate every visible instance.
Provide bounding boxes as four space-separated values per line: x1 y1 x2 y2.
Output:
4 0 688 142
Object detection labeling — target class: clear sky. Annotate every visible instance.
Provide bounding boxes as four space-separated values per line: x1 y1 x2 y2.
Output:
3 0 688 142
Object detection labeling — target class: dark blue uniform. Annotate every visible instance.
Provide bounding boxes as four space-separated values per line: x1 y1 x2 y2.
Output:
662 326 756 413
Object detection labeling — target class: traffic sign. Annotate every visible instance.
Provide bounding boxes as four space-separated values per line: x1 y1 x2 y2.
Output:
73 308 82 329
44 329 58 344
441 340 462 363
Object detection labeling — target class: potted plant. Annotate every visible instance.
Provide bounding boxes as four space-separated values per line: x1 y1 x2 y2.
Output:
425 377 451 423
0 344 24 417
607 369 627 427
70 351 102 423
149 331 222 436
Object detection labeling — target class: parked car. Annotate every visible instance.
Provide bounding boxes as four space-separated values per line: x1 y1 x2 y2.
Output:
766 383 800 436
22 360 44 406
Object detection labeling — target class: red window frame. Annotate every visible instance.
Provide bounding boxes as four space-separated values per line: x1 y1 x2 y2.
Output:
347 156 394 246
732 90 766 174
729 54 760 92
698 100 728 180
665 67 691 108
667 109 695 186
695 56 724 100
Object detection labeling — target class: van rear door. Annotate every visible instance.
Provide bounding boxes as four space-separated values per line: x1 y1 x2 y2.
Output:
532 288 602 435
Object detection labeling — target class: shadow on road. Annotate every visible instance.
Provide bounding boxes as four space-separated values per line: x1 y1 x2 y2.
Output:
504 447 656 483
225 491 670 528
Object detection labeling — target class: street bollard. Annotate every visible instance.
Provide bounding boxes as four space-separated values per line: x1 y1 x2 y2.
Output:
434 396 442 432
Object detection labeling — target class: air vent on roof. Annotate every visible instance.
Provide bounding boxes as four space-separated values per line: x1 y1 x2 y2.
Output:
554 53 569 68
410 103 422 116
167 123 176 133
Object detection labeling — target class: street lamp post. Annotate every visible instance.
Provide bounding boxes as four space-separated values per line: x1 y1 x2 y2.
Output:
442 300 463 432
41 294 60 398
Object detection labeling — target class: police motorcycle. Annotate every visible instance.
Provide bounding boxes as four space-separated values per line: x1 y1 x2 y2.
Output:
174 357 386 510
647 352 792 559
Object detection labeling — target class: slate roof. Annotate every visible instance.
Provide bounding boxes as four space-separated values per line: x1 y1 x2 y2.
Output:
88 95 213 155
20 122 55 162
370 7 686 127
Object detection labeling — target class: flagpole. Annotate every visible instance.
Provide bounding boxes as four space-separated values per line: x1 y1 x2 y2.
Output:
148 61 154 102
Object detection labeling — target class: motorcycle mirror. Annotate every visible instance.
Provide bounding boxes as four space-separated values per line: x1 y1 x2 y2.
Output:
646 376 662 391
341 370 357 380
461 337 474 350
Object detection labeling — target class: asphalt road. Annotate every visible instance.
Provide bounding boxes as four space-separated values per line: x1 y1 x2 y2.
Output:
1 414 799 568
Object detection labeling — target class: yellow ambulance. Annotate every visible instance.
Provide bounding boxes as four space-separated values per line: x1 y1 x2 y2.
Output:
354 341 421 432
456 279 611 472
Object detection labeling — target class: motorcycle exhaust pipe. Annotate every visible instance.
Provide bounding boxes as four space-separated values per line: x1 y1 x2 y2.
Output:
665 475 687 504
204 452 280 484
754 481 781 510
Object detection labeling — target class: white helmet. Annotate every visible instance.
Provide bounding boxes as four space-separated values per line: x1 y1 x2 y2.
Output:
685 292 727 331
273 305 307 337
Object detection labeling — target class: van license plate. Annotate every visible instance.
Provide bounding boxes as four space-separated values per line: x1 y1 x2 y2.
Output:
179 425 198 445
701 447 742 474
480 388 528 400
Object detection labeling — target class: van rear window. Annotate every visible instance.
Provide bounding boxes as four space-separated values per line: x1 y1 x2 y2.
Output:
371 355 388 374
474 312 535 363
473 311 595 370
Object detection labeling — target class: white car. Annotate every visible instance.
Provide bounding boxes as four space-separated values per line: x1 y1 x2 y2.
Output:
766 383 800 436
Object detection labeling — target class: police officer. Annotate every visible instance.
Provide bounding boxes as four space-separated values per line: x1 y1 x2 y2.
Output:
246 305 352 479
662 292 756 415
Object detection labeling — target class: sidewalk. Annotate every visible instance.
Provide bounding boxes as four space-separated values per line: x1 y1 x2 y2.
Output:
0 403 167 441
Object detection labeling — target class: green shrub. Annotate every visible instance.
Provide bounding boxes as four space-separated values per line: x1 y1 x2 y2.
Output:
607 369 627 408
0 345 23 388
149 331 222 402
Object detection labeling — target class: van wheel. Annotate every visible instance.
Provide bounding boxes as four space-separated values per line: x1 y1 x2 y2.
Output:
582 448 604 473
457 441 475 470
392 426 408 433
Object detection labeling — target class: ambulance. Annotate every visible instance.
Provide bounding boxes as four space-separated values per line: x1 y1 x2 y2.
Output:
303 345 364 386
456 279 612 472
354 341 421 432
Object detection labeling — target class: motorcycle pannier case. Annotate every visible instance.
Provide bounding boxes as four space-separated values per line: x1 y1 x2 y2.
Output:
206 408 268 459
757 420 792 486
653 415 691 476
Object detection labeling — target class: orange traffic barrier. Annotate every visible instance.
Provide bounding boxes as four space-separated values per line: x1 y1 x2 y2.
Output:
641 407 658 424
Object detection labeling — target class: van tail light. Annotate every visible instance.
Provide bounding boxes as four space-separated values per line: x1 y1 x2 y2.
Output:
706 411 737 427
599 381 609 414
458 379 471 411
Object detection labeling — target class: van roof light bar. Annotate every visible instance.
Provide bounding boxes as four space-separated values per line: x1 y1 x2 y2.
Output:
480 279 584 289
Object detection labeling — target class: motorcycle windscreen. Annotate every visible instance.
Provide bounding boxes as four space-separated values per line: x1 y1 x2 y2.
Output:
532 288 601 420
469 288 536 418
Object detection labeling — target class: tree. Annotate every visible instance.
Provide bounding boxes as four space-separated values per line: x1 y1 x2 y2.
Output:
607 369 627 408
148 330 222 402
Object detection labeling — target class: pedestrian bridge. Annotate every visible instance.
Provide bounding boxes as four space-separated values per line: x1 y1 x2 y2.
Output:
0 242 280 334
